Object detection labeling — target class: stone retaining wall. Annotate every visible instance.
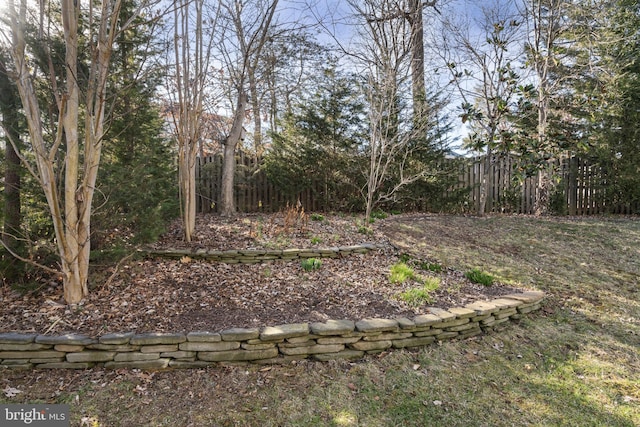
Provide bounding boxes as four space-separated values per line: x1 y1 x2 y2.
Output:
143 243 382 263
0 291 544 370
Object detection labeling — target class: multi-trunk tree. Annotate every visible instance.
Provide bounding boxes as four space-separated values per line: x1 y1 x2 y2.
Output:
2 0 145 303
349 0 448 222
168 0 218 241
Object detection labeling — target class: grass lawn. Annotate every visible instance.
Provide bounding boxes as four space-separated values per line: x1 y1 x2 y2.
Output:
1 215 639 426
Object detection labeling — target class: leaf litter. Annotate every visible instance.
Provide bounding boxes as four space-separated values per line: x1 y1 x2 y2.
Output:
0 213 523 335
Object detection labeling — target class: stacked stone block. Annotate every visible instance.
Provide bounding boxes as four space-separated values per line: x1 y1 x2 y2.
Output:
0 291 544 370
144 244 381 264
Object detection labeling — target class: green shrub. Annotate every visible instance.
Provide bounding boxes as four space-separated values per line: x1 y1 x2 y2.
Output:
310 213 325 222
301 258 322 271
369 210 388 223
465 268 495 286
310 236 323 245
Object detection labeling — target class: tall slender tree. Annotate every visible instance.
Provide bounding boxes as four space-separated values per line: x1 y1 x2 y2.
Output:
361 0 439 126
521 0 573 214
217 0 279 216
350 0 446 222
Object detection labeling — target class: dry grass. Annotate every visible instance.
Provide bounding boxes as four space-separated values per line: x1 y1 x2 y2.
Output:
1 214 639 426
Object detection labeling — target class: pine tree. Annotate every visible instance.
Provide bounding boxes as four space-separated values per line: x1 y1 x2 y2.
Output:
95 0 178 247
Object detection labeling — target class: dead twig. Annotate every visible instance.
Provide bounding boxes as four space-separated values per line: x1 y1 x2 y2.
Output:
98 251 137 292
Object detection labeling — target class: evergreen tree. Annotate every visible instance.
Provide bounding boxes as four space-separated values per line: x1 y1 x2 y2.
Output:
0 52 25 280
94 0 178 247
265 67 367 210
577 0 640 211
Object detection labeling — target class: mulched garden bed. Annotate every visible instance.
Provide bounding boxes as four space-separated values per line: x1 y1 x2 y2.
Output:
0 212 523 336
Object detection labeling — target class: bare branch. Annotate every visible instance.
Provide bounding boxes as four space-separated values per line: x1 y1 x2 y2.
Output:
0 234 60 275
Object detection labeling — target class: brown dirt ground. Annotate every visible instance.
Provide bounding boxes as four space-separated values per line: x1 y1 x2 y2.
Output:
0 213 524 336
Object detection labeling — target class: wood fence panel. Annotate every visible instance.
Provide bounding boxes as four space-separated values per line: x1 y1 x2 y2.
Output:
195 153 632 215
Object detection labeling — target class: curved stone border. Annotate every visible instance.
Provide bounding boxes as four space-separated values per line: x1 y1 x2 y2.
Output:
143 243 383 263
0 291 544 370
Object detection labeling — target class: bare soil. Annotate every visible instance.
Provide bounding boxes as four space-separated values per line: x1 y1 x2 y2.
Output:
0 213 524 336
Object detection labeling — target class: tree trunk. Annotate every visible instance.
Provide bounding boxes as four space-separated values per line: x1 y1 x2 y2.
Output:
248 66 263 159
478 148 494 216
220 92 248 216
61 0 86 303
534 167 551 216
408 0 427 122
179 149 197 240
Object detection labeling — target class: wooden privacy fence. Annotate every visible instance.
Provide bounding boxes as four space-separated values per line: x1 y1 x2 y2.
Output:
454 155 638 215
195 152 324 214
196 153 637 215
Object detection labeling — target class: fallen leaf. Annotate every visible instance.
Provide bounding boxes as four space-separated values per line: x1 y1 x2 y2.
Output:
3 386 22 398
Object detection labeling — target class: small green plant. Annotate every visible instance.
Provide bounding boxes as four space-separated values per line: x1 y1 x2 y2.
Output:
310 236 322 245
389 262 417 284
301 258 322 271
370 210 388 220
420 261 443 273
399 253 412 263
357 224 373 235
398 288 433 306
422 276 441 291
465 268 495 286
310 213 325 221
398 277 440 306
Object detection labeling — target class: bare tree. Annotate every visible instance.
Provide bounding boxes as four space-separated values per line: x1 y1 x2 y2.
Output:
350 0 439 222
168 0 219 241
217 0 279 216
2 0 147 303
359 0 439 124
